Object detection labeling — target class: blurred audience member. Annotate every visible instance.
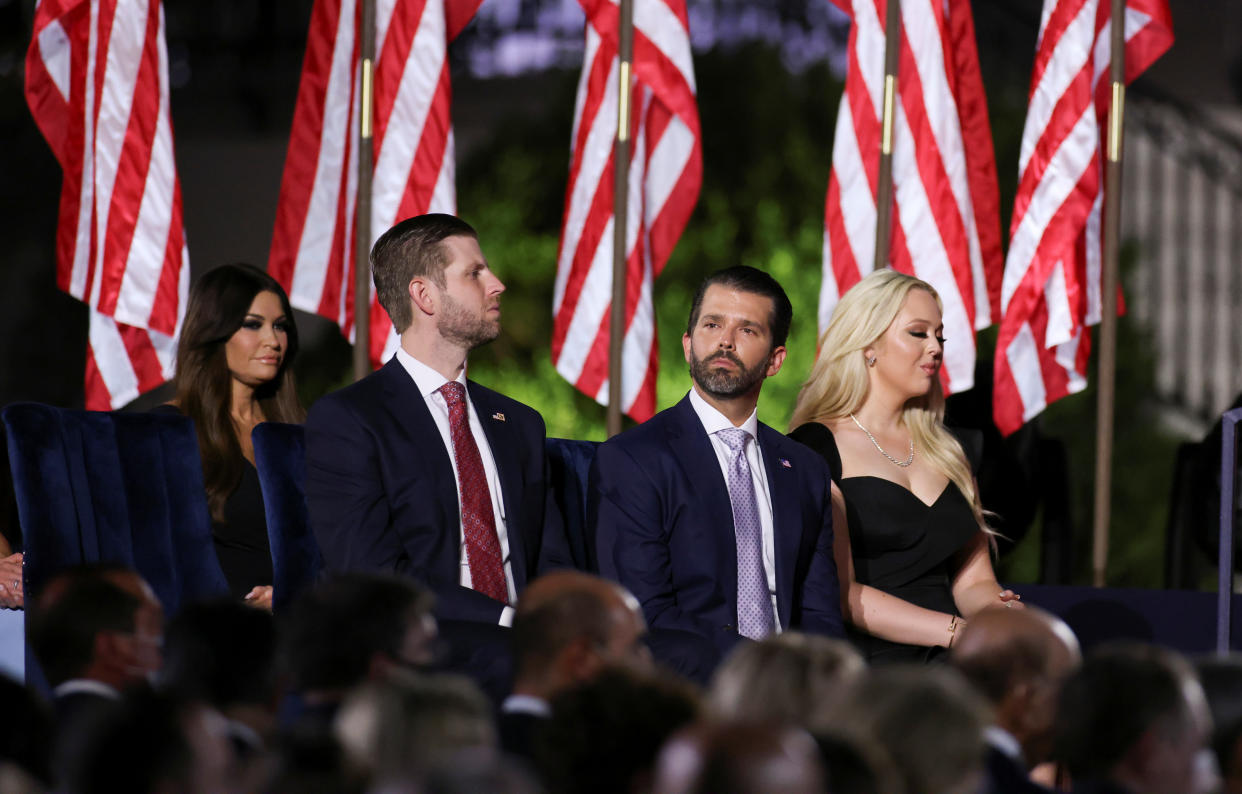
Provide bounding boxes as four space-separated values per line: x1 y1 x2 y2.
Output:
539 667 700 794
27 565 163 728
951 605 1081 794
261 730 364 794
162 263 305 608
652 720 825 794
829 665 988 794
1054 643 1216 794
813 731 901 794
502 571 651 759
62 688 232 794
422 755 544 794
335 673 496 789
708 631 863 732
161 599 280 765
1198 655 1242 794
0 673 53 787
281 573 437 734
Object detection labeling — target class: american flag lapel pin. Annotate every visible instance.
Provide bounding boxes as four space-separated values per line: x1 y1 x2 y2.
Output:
492 412 506 422
780 458 792 469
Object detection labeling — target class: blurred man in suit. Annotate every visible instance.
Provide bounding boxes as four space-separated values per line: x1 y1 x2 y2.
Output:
1054 644 1216 794
500 570 650 760
594 266 842 680
952 606 1080 794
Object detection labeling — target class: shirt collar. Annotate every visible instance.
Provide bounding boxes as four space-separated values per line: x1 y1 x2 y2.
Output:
395 346 467 399
984 725 1025 765
54 679 121 700
500 694 551 717
687 387 759 440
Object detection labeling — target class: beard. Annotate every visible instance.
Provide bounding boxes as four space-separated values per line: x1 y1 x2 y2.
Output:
689 348 768 399
438 293 500 350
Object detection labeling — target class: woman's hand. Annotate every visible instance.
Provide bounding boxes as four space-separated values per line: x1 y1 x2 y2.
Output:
243 585 274 611
0 553 24 610
997 589 1024 609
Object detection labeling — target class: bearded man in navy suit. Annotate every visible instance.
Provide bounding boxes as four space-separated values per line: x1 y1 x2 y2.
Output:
305 214 569 698
593 266 843 679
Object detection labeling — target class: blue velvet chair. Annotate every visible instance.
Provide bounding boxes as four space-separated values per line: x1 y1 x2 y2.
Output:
251 422 322 613
3 403 229 615
545 437 600 572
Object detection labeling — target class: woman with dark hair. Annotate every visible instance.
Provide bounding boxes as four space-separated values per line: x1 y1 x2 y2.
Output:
160 264 305 608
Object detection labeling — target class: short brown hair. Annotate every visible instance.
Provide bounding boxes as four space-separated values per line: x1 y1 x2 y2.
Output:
370 213 478 333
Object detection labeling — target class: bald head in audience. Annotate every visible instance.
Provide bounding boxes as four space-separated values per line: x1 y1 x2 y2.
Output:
951 605 1080 768
510 571 650 702
652 721 826 794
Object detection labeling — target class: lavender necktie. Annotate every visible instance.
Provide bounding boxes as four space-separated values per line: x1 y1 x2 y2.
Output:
716 428 776 639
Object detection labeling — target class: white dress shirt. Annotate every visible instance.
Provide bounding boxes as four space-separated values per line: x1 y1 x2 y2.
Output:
687 388 782 631
396 348 517 625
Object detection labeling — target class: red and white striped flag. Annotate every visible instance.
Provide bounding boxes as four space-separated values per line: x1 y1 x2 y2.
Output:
269 0 482 366
821 0 1002 394
993 0 1173 436
25 0 189 410
551 0 702 422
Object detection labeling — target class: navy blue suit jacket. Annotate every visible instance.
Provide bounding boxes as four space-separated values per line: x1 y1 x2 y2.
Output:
305 358 570 624
593 394 844 656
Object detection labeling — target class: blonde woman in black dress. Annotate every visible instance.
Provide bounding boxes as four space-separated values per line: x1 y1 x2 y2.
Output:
789 269 1019 663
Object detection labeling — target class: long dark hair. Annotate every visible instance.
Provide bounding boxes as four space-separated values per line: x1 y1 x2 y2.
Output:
173 264 305 521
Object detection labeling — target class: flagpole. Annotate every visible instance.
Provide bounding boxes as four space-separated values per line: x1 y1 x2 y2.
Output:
353 0 377 382
607 0 635 438
873 0 901 270
1092 0 1126 587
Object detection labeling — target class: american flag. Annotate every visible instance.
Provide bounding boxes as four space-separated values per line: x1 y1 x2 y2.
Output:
821 0 1002 395
551 0 702 422
993 0 1173 436
269 0 482 367
25 0 190 410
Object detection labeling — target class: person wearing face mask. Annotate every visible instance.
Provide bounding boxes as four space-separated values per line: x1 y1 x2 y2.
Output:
156 264 305 609
26 564 164 777
788 269 1018 664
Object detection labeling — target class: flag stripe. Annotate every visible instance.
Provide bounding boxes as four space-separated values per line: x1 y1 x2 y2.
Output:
994 0 1172 435
552 0 701 421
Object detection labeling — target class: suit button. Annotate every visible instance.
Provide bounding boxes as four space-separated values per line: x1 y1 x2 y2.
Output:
723 624 735 631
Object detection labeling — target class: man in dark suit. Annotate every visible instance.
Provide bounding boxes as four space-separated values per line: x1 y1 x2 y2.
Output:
593 266 843 678
305 214 569 697
952 606 1081 794
500 570 650 761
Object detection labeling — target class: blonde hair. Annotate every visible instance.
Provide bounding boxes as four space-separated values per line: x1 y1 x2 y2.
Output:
789 269 990 534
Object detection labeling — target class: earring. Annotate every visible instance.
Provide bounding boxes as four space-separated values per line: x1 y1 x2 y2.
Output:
867 356 877 368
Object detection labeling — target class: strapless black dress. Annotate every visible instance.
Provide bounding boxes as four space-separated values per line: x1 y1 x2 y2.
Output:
788 422 982 664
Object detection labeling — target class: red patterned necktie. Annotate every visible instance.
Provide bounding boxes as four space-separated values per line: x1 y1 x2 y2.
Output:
439 381 508 604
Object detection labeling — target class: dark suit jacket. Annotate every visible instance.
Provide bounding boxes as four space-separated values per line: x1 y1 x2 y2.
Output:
305 358 570 623
593 395 843 656
984 744 1053 794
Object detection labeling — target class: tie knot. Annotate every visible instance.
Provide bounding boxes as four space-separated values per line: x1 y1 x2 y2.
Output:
439 381 466 407
716 428 750 454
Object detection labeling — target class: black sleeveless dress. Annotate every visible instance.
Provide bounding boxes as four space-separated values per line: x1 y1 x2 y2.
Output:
788 422 983 664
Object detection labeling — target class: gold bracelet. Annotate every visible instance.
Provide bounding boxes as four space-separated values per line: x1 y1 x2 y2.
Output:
947 615 960 647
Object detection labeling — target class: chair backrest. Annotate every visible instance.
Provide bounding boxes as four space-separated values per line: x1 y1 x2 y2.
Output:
251 422 321 613
545 437 601 572
2 403 229 615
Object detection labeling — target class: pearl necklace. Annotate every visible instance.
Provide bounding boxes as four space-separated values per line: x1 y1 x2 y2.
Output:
848 413 914 468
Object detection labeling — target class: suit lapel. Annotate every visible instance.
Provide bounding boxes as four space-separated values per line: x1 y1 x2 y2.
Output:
468 381 529 591
667 396 738 606
757 424 800 627
378 359 460 534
